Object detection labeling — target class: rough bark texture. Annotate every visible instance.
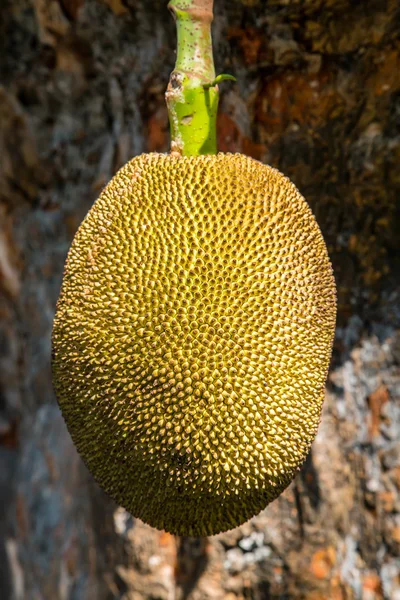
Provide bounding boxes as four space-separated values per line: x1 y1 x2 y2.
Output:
0 0 399 599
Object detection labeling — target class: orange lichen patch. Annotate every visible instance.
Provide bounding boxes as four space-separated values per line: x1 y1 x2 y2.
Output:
362 571 383 596
159 531 174 547
226 26 268 65
329 576 347 600
255 70 343 139
367 385 389 439
309 547 336 580
217 113 265 159
147 108 169 153
306 592 339 600
273 565 283 578
391 467 400 491
158 532 177 571
379 491 395 513
391 526 400 544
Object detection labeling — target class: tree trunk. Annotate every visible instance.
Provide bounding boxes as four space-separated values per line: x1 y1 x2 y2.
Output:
0 0 399 598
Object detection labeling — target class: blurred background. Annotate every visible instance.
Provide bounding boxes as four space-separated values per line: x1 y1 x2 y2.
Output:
0 0 399 598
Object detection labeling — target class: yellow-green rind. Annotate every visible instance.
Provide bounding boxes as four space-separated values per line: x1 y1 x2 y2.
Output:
52 153 336 536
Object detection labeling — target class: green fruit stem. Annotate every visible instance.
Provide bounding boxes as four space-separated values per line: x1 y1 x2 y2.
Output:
166 0 218 156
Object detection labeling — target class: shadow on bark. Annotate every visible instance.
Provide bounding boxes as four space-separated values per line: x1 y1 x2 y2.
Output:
176 536 209 600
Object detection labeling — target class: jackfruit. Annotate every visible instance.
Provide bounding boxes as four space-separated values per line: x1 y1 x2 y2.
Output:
52 152 336 536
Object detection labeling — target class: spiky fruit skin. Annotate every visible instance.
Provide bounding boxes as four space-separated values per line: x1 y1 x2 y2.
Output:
52 153 336 536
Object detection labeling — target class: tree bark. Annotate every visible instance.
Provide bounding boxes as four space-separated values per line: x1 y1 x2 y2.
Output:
0 0 399 598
